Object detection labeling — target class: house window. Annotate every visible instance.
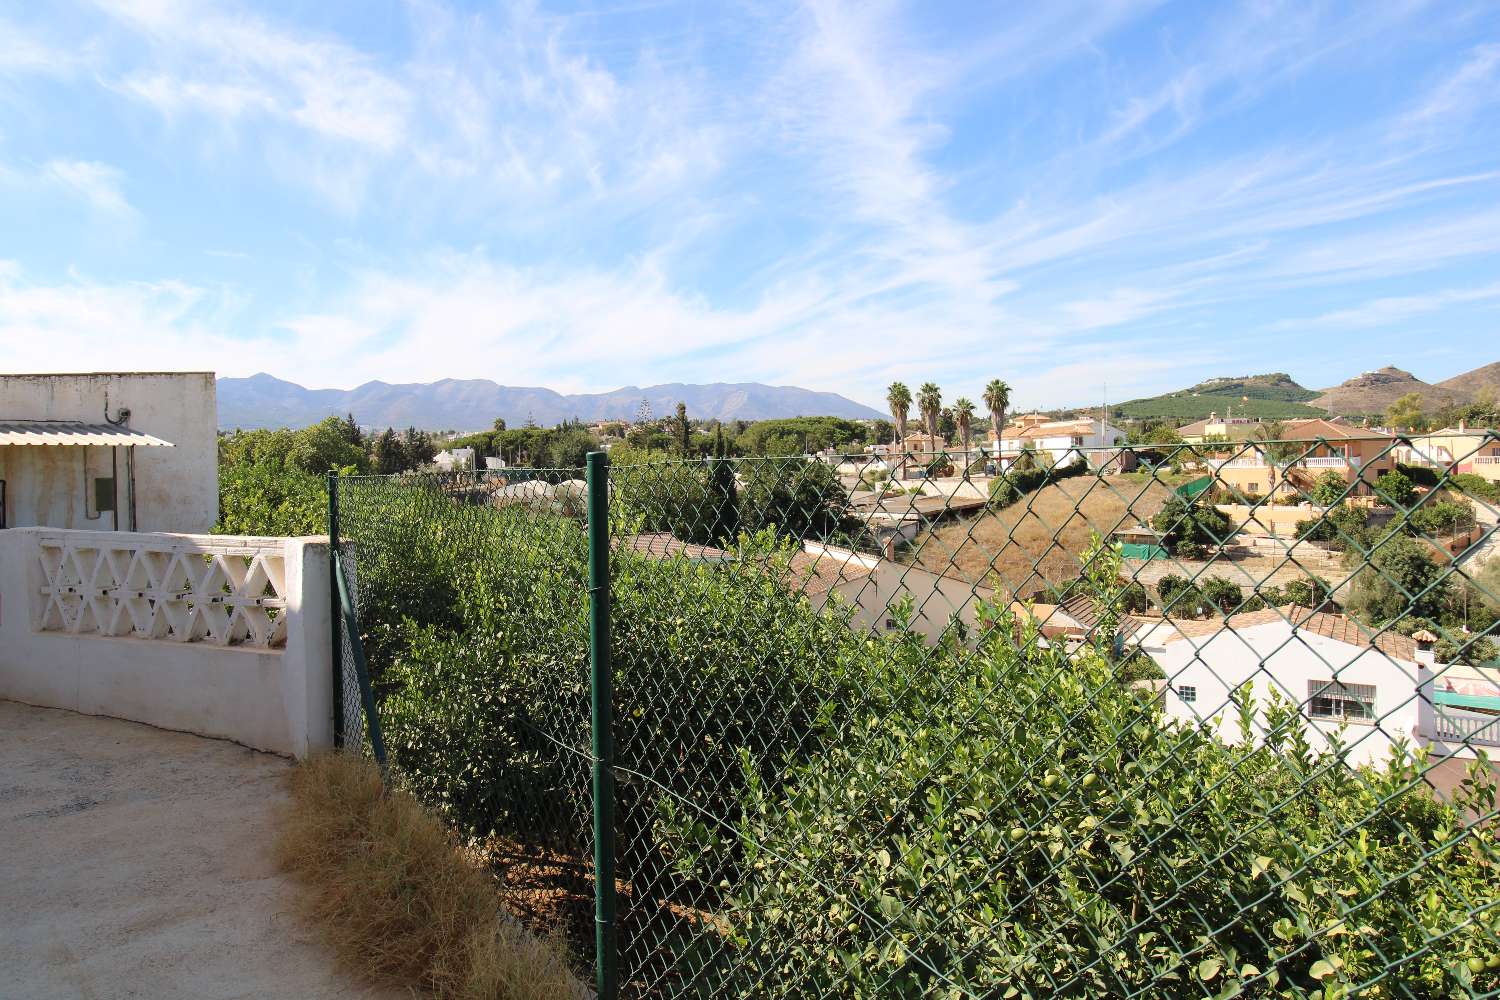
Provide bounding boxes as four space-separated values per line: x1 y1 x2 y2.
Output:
1308 680 1376 722
884 618 897 630
1247 483 1260 494
1177 685 1196 703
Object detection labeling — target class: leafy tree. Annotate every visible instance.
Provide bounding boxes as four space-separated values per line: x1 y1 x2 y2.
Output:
1151 495 1232 554
1310 469 1346 507
1346 534 1450 625
286 416 369 474
371 427 407 474
708 457 740 544
1386 391 1424 430
402 427 437 469
676 401 690 455
216 463 325 536
1375 469 1417 509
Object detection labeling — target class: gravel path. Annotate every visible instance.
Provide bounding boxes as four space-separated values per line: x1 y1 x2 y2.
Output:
0 700 401 1000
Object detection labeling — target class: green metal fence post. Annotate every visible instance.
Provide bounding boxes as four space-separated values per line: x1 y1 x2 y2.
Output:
586 450 618 1000
327 470 343 749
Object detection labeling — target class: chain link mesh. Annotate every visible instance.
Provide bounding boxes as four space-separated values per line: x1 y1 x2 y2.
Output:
335 433 1500 998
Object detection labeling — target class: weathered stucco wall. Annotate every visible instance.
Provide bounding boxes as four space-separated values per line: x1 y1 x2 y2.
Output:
0 528 333 757
0 372 218 532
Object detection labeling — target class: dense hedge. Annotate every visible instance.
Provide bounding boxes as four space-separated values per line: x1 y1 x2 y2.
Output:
343 475 1500 999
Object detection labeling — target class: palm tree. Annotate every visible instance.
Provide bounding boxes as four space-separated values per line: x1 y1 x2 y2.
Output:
886 382 911 444
984 379 1011 454
954 397 975 455
917 382 942 454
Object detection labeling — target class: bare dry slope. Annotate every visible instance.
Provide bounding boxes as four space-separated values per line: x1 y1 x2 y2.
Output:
909 475 1180 596
1314 366 1466 415
1436 361 1500 400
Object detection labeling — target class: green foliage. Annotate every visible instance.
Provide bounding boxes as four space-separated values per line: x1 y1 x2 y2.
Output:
706 636 1497 999
340 463 1500 1000
1375 469 1418 509
1397 462 1441 488
1450 472 1500 504
1200 574 1245 614
1310 470 1347 507
1346 534 1451 626
285 415 370 474
216 462 325 536
1408 499 1476 537
1151 495 1233 554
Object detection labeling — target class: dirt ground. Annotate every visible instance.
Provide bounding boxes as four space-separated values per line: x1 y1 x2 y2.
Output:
910 474 1180 595
0 700 403 1000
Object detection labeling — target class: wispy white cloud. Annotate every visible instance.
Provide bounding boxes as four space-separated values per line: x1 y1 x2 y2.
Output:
1272 281 1500 331
41 159 134 216
1398 42 1500 130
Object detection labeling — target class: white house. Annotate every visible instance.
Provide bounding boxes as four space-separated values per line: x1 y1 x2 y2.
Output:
993 414 1127 470
0 372 218 533
434 447 476 471
1134 607 1500 767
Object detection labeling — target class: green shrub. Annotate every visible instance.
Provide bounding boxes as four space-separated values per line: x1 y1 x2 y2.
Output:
1310 470 1347 507
1200 575 1244 614
698 631 1499 998
1449 472 1500 503
1407 499 1476 537
1375 469 1417 509
216 462 326 536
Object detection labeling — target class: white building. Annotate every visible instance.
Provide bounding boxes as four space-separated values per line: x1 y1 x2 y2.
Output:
1134 607 1500 767
992 414 1127 470
0 372 218 533
434 447 476 471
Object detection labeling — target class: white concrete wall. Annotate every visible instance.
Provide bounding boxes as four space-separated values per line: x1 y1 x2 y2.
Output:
0 527 333 757
1139 620 1424 767
0 372 218 532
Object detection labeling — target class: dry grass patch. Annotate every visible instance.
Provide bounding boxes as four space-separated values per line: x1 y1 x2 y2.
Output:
909 475 1179 595
276 752 585 1000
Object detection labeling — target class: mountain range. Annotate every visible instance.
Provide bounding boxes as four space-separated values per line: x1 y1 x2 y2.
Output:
216 374 885 430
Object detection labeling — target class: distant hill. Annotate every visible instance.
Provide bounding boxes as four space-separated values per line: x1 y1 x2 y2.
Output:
1116 373 1325 420
217 374 885 430
1435 361 1500 400
1313 366 1467 416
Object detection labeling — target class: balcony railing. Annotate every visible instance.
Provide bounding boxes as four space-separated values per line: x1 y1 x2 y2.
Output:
1301 456 1360 468
1432 709 1500 747
1475 456 1500 465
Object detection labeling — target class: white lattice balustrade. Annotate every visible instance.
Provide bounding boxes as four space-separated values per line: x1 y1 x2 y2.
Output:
32 530 289 648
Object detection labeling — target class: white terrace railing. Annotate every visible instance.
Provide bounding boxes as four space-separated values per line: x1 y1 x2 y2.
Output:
1432 708 1500 747
1475 456 1500 465
32 529 289 648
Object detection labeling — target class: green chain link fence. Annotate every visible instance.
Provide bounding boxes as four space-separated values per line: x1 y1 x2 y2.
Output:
330 432 1500 999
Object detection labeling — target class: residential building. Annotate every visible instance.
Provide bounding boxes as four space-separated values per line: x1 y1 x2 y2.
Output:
991 414 1127 469
1176 412 1264 445
0 372 218 533
1204 418 1395 499
1134 606 1499 767
434 447 476 471
1393 424 1500 483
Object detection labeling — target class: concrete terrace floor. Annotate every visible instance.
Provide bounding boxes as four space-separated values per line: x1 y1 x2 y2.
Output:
0 700 402 1000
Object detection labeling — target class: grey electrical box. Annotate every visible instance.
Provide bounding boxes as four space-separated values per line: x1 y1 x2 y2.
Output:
94 477 116 513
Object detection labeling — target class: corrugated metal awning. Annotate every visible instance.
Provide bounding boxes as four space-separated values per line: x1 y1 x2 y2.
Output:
0 420 175 447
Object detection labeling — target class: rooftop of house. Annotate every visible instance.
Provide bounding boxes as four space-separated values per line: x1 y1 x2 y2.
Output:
1132 604 1418 660
1281 418 1393 442
619 532 873 596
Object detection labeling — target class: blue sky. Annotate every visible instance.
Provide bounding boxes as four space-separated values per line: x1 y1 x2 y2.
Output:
1 0 1498 411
